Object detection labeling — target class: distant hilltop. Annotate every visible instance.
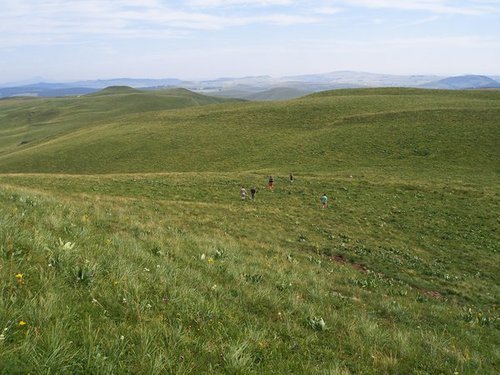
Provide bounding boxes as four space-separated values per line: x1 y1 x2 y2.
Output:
1 72 499 100
421 75 500 89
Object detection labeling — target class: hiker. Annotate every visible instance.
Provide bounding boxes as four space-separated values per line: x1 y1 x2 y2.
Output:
289 172 294 183
320 193 328 208
250 187 257 200
268 176 274 189
240 186 247 200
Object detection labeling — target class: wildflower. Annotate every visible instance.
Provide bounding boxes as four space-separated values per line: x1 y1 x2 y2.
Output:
15 273 24 285
200 253 206 260
120 335 125 341
18 320 27 327
207 257 214 264
211 284 217 290
307 316 326 331
59 238 75 250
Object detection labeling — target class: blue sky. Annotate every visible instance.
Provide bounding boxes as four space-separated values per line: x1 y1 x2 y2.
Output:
1 0 499 83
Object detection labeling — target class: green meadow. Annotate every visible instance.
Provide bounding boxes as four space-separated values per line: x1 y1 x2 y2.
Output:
0 88 499 374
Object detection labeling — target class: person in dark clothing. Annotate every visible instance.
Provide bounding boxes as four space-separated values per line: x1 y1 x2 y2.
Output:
268 176 274 190
250 187 257 200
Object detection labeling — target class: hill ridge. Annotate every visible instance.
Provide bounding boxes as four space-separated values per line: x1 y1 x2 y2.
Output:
0 88 498 184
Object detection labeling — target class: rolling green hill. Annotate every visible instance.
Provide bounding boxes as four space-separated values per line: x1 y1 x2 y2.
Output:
0 87 239 160
0 88 498 374
0 88 498 184
213 87 314 101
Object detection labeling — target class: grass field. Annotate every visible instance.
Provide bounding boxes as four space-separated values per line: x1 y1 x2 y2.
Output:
0 88 499 374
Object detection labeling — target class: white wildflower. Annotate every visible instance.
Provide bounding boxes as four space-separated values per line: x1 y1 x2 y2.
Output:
59 238 75 250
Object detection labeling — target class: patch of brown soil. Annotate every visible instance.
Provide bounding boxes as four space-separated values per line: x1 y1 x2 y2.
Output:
331 254 368 273
350 262 369 273
332 254 347 264
422 290 444 299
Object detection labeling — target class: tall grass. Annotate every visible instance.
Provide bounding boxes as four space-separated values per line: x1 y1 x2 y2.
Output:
0 88 498 372
0 170 498 373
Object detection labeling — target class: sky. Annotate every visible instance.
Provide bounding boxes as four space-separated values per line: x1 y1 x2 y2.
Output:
1 0 499 83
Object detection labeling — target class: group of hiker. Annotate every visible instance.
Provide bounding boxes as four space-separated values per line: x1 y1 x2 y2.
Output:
239 186 257 201
239 173 328 208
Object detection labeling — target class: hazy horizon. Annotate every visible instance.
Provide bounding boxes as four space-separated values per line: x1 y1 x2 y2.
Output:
4 70 500 88
1 1 499 83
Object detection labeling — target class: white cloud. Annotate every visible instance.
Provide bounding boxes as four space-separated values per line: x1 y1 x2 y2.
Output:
0 0 325 48
314 6 343 15
187 0 294 7
340 0 499 15
395 15 440 28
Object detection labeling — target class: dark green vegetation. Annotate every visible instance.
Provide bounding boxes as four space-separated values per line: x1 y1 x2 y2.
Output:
0 88 499 374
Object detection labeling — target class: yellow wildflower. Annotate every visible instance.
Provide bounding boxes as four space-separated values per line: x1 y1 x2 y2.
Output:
207 257 214 264
18 320 27 327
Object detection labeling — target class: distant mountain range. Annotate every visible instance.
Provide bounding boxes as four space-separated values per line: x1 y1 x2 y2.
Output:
420 75 500 89
1 72 499 100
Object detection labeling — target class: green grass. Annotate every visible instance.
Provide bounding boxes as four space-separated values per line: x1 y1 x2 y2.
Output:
0 88 498 185
0 87 239 159
0 88 499 373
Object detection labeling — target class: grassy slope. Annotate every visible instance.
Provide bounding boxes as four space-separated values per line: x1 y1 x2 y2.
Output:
0 88 498 184
243 87 312 101
0 88 499 374
0 87 238 159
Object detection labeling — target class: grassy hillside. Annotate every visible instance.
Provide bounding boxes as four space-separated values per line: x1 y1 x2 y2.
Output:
0 88 499 373
0 87 238 159
219 87 313 101
0 88 498 184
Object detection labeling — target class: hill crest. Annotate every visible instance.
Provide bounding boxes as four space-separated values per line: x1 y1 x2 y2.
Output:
421 75 500 89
